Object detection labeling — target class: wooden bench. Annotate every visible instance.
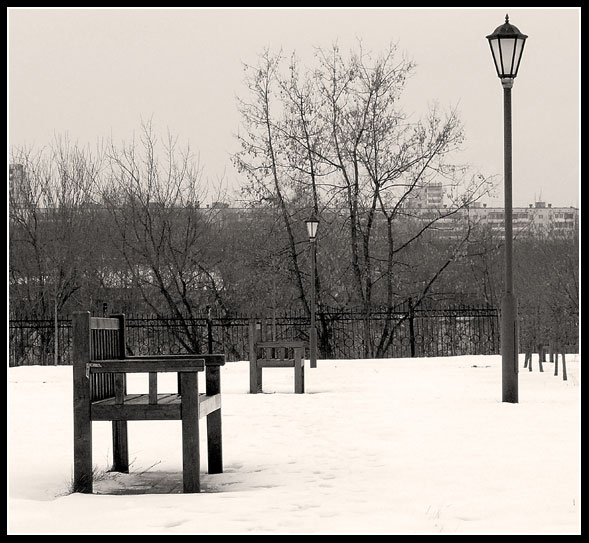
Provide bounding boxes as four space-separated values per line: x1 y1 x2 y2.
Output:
72 311 225 494
249 341 306 394
248 321 305 393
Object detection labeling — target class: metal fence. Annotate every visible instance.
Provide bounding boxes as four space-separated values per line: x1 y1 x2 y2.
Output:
9 303 502 367
9 317 72 367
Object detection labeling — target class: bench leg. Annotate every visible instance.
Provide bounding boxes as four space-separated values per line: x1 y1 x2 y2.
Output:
111 373 129 472
180 372 200 493
249 360 263 393
72 314 93 493
294 349 304 394
249 358 257 393
207 410 223 474
73 413 93 493
206 366 223 474
248 320 263 393
111 421 129 473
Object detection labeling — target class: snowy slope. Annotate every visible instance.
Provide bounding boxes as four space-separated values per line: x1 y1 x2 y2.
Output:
7 354 580 534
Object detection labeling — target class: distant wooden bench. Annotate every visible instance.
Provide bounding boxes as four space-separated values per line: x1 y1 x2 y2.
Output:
248 320 305 394
72 312 225 494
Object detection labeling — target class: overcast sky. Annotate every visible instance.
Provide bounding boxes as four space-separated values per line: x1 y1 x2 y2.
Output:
8 7 580 208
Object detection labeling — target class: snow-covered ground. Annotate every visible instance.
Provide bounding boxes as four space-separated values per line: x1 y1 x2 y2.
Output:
7 354 580 534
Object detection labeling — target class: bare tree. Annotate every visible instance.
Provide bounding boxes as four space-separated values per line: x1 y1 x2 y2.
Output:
10 139 103 314
514 230 579 353
102 121 225 353
9 138 102 362
233 50 310 314
234 42 495 357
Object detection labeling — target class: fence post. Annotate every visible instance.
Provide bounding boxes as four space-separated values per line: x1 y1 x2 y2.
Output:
54 299 58 366
554 348 559 376
538 351 544 372
206 306 213 353
408 297 416 358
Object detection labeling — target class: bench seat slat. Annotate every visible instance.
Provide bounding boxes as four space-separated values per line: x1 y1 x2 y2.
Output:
92 393 144 406
121 393 152 405
91 392 222 421
157 392 182 404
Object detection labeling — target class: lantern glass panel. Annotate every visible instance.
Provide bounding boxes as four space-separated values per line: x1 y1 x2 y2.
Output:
512 38 525 76
490 39 502 75
499 37 517 76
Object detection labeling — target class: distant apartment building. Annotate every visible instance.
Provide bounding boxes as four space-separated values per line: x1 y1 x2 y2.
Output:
405 182 444 210
462 200 578 237
402 181 578 238
9 163 26 206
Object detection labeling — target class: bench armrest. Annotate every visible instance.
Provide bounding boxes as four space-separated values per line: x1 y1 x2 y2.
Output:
87 358 205 374
125 354 226 366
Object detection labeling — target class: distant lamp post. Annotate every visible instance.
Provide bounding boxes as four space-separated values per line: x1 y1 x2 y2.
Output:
306 215 319 368
486 14 528 403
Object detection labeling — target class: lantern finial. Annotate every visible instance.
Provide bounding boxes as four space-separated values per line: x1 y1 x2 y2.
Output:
505 14 509 24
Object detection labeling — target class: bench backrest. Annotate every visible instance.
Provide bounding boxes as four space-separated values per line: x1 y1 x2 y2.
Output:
248 318 308 359
73 312 126 402
254 341 306 361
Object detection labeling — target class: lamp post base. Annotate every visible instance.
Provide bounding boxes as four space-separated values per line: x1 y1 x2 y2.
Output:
310 328 317 369
501 293 519 403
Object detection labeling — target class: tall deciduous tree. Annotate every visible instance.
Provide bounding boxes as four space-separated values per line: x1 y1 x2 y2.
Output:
9 138 102 362
234 42 495 357
102 121 225 353
9 139 103 317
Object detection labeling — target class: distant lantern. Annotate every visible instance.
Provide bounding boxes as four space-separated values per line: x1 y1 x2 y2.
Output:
305 215 319 241
305 213 320 368
486 14 528 80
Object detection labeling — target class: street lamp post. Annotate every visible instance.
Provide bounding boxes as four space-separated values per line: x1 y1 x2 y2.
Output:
306 215 319 369
486 14 528 403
